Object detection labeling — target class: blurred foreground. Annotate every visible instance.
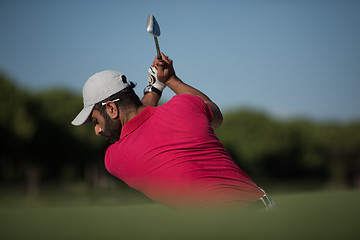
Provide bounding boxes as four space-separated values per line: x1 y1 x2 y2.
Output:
0 189 359 240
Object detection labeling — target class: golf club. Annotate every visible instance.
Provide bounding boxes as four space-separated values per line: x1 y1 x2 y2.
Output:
146 14 162 61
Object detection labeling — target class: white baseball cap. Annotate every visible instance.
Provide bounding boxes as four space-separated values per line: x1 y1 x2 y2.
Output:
71 70 129 126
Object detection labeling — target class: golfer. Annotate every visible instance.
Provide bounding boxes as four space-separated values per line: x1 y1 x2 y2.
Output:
72 53 274 208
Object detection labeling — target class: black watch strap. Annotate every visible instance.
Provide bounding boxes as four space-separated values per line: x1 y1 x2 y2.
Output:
144 85 162 96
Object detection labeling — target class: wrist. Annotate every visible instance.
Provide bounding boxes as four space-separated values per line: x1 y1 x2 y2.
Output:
144 85 162 96
152 79 166 91
165 75 181 86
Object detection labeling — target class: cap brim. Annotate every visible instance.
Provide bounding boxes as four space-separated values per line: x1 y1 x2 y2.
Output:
71 105 95 126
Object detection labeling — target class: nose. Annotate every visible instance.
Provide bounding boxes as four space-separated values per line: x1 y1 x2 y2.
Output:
94 124 102 136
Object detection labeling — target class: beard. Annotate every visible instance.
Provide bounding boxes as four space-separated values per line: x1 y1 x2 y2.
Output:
101 113 122 144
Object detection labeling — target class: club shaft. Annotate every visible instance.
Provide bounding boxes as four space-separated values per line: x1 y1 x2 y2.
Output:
154 36 162 60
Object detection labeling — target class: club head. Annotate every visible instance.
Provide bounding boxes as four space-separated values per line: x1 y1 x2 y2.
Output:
146 14 161 37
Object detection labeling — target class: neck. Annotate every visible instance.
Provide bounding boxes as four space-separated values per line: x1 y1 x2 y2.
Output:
120 105 146 126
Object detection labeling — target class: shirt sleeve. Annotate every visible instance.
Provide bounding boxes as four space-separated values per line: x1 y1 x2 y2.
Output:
168 94 214 124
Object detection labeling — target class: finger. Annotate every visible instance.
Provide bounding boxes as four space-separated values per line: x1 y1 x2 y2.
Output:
151 58 156 67
152 56 161 68
156 60 165 69
160 52 170 63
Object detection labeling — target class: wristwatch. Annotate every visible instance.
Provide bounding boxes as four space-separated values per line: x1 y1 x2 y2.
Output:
144 85 162 96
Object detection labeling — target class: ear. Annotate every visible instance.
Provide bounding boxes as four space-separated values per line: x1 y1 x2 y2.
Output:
105 101 119 119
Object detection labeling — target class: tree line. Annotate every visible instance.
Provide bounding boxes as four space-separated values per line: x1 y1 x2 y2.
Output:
215 108 360 189
0 73 108 196
1 73 359 195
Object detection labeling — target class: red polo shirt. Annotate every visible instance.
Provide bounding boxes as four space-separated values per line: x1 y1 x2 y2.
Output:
105 94 263 207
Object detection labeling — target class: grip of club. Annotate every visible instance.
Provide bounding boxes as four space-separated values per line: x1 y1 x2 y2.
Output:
154 37 162 60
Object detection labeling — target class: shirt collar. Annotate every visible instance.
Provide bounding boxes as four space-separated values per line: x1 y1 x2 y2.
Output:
120 106 157 139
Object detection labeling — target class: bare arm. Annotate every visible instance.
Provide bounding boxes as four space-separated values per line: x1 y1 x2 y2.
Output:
141 92 160 107
153 53 223 129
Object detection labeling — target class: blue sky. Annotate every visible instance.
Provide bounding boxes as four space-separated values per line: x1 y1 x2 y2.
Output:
1 0 359 122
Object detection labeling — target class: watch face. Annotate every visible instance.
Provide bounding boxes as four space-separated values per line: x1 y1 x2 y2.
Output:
144 85 161 95
144 85 152 94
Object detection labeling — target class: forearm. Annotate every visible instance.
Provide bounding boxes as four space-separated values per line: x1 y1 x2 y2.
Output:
166 76 223 129
166 75 209 100
141 92 161 107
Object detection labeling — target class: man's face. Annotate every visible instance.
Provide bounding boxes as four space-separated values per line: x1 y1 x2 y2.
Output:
90 110 121 144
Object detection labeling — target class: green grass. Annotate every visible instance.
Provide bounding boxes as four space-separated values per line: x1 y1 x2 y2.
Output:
1 189 360 240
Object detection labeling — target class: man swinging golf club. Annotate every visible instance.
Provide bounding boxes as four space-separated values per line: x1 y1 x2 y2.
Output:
71 52 274 209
